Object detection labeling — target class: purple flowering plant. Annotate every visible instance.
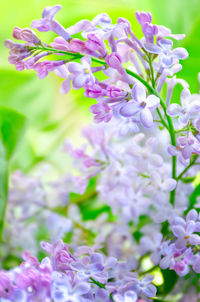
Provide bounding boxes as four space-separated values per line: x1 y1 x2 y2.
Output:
1 4 200 302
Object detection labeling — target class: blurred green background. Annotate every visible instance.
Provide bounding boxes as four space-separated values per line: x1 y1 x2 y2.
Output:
0 0 200 173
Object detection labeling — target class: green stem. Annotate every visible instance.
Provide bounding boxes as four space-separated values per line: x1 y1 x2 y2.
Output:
148 55 176 206
176 155 198 181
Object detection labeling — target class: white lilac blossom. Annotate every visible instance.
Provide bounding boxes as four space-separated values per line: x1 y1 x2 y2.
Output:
3 4 200 301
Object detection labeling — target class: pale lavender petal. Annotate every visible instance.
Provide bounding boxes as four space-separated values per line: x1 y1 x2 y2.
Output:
105 257 117 268
143 284 156 297
188 101 200 113
160 54 173 67
186 221 196 234
175 238 187 249
193 259 200 273
189 234 200 245
158 39 173 50
151 251 161 265
172 225 185 237
167 103 182 116
54 65 69 78
91 253 104 265
68 62 82 74
140 108 153 128
72 74 86 89
143 42 162 54
195 222 200 232
67 20 91 35
132 83 146 102
124 291 137 302
182 145 192 159
149 154 163 167
42 5 62 19
179 113 190 126
160 255 171 269
73 282 90 295
120 102 139 117
167 144 179 156
172 47 188 60
113 294 124 302
142 275 154 283
162 178 176 192
150 171 161 187
186 209 198 222
60 78 71 94
146 95 160 109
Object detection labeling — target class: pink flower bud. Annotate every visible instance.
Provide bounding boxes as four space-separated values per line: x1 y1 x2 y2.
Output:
21 28 40 44
105 52 122 69
13 27 22 40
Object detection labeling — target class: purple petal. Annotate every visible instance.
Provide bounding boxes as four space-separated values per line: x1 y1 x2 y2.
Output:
140 108 153 128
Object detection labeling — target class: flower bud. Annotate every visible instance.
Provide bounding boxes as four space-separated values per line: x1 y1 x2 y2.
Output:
105 52 122 69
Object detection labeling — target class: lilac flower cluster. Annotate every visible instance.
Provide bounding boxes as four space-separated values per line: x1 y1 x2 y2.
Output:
0 239 157 302
4 4 200 302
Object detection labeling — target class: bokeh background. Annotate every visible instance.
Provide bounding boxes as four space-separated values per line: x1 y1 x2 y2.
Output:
1 0 200 173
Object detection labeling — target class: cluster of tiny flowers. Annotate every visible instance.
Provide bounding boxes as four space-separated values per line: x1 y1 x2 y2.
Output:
0 239 157 302
4 4 200 302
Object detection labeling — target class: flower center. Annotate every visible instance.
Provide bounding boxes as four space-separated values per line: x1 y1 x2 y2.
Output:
141 101 146 108
84 68 90 74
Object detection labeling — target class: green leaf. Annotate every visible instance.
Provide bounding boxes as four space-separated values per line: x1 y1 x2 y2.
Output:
0 106 26 160
0 107 26 242
157 269 178 296
0 140 8 242
184 183 200 215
